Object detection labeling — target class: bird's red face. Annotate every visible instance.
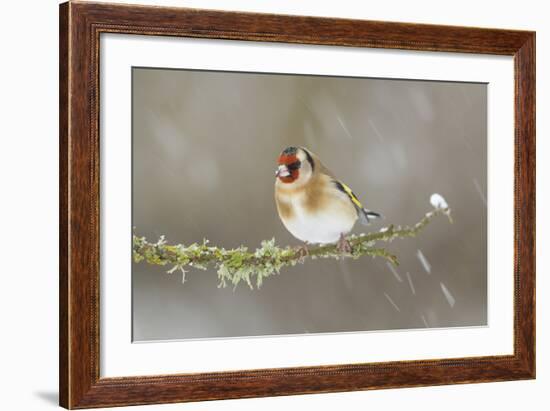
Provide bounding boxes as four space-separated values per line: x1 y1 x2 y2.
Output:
276 147 301 184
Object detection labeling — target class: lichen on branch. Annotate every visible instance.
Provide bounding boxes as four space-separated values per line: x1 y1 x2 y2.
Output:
133 197 452 289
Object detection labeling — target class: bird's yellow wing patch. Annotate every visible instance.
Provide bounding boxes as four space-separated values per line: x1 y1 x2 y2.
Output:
337 181 364 209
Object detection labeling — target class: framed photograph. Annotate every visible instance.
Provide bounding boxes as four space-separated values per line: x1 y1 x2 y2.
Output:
59 1 535 408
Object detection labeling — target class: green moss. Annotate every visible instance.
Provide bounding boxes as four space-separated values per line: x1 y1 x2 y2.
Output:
132 206 451 289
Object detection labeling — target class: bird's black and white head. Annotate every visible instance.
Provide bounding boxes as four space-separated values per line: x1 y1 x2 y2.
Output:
275 146 316 186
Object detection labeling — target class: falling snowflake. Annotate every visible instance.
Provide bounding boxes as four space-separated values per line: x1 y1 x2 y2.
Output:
440 282 456 308
384 292 401 312
417 249 432 274
386 262 403 282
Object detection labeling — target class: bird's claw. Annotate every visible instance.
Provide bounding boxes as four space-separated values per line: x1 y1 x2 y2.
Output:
295 244 309 262
337 234 352 255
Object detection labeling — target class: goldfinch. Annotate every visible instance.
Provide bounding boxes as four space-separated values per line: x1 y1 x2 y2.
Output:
275 146 381 252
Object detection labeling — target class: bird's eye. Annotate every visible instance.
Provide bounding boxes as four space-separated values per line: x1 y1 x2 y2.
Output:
286 161 301 171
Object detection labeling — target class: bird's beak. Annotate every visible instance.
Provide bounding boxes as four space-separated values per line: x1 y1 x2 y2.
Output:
276 164 290 177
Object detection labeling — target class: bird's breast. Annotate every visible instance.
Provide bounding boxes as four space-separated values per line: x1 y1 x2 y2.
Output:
276 189 357 244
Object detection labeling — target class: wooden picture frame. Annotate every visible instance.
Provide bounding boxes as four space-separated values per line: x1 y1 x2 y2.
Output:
59 1 535 408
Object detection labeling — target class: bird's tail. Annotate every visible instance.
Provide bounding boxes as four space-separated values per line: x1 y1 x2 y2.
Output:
359 208 382 225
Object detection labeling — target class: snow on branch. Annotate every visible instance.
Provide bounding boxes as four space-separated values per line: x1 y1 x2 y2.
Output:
133 195 452 289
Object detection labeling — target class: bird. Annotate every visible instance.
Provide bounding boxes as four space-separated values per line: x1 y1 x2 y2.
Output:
274 146 381 254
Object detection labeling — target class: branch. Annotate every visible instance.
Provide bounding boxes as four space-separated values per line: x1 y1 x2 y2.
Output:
133 196 452 289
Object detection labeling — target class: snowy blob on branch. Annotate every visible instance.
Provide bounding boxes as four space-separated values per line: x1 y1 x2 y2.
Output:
429 193 453 223
430 193 449 210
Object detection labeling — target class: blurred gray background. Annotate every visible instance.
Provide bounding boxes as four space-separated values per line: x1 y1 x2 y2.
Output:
132 67 487 342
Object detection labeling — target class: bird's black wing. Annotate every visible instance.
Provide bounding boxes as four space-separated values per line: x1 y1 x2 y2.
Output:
333 180 381 225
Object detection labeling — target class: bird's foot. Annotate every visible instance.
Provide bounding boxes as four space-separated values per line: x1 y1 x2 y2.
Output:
337 233 352 255
294 243 310 262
